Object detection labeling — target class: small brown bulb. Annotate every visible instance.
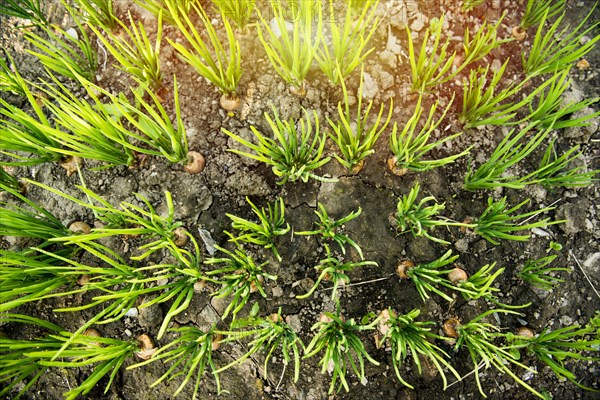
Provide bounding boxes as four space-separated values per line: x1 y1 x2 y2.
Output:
59 156 83 177
377 309 397 336
135 334 157 360
83 328 102 338
249 275 264 293
351 159 366 175
220 93 242 111
184 151 205 174
511 26 527 41
77 274 91 286
173 227 188 247
69 221 91 234
387 156 408 177
448 267 468 284
268 313 283 323
443 317 461 338
396 260 415 279
289 82 307 98
576 59 590 70
515 327 535 339
212 333 223 351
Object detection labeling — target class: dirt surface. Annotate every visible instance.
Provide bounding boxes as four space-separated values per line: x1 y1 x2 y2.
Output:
1 1 599 399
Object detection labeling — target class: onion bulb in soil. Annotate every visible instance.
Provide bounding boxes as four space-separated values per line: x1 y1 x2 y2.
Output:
377 309 397 336
396 260 415 279
443 317 461 338
387 156 408 177
69 221 91 234
512 26 526 40
135 334 157 360
173 227 188 246
220 93 241 112
184 151 205 174
448 267 468 284
289 82 307 98
515 327 535 339
351 159 366 174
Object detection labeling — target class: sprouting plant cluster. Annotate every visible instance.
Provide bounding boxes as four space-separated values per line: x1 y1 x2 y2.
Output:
1 0 599 399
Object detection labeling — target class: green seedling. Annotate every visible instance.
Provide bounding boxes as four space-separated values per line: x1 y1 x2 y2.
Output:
0 0 47 26
520 0 565 30
0 168 21 193
167 0 241 104
388 94 470 175
329 68 392 173
129 325 222 397
223 108 333 184
211 0 255 31
474 197 562 245
135 0 193 26
215 306 303 383
461 0 485 12
304 310 379 394
377 308 460 389
535 139 599 189
205 244 277 320
393 183 473 244
446 309 544 398
0 52 29 96
519 255 570 290
316 0 379 85
227 197 290 261
523 7 600 77
296 203 364 258
91 10 163 89
24 14 97 81
257 0 321 92
297 245 377 300
396 250 461 302
509 322 600 391
74 0 119 29
463 14 511 64
0 314 138 400
464 122 552 190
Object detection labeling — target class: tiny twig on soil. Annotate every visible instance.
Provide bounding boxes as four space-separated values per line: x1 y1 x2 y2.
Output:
569 250 600 300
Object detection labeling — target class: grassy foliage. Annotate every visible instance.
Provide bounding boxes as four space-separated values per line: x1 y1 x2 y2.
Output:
0 0 47 26
535 139 599 189
257 0 321 89
520 0 565 29
316 0 379 85
74 0 118 29
519 255 569 290
389 94 470 174
328 69 392 173
463 14 511 63
398 250 460 302
223 108 332 184
211 0 255 31
167 0 241 96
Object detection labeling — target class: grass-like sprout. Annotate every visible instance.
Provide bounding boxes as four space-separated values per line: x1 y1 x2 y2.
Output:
74 0 119 30
0 0 47 26
296 203 364 258
316 0 379 85
257 0 321 93
393 183 474 244
463 122 552 190
226 197 290 261
463 14 511 64
215 307 304 383
446 309 544 398
388 94 470 175
328 68 392 173
0 168 21 193
396 250 461 302
211 0 255 31
407 15 458 93
523 7 600 77
474 197 561 245
0 314 138 400
526 68 600 130
223 108 332 184
519 255 570 290
167 0 241 105
509 323 600 391
459 61 559 128
128 325 222 397
461 0 485 12
377 308 460 389
304 310 379 394
0 183 70 241
535 139 600 188
24 15 97 82
91 10 163 89
0 248 86 313
135 0 193 26
0 53 28 96
520 0 565 30
297 245 377 300
205 244 277 320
